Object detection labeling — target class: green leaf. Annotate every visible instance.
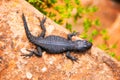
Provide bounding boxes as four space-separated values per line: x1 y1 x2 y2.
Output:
101 29 107 34
100 29 109 40
85 6 98 13
54 6 65 13
48 12 56 18
54 19 63 24
27 0 37 3
111 43 117 49
66 23 72 32
88 37 93 43
98 44 109 50
80 33 88 39
83 18 92 32
64 0 70 4
109 52 116 57
91 29 98 36
49 0 57 4
94 19 101 26
77 7 84 13
74 0 80 5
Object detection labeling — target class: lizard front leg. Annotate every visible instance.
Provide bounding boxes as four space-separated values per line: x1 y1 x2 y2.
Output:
21 47 42 57
66 51 78 61
67 32 79 40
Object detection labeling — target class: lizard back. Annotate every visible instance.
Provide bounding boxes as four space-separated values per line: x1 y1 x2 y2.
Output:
36 35 73 53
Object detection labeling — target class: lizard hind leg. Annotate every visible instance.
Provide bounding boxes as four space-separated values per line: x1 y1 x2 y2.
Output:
37 16 47 38
21 47 42 57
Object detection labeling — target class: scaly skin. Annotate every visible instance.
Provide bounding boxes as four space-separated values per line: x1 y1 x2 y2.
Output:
22 13 92 61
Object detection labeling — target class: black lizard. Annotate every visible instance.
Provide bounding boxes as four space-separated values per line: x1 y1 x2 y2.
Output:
21 13 92 61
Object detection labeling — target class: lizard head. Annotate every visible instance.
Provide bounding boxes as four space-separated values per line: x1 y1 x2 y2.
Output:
74 40 92 52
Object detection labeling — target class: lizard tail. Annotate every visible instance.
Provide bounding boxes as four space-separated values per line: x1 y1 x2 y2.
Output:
22 13 37 43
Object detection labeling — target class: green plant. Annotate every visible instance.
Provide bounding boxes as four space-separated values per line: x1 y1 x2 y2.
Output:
27 0 98 30
26 0 100 42
66 23 72 32
109 52 116 57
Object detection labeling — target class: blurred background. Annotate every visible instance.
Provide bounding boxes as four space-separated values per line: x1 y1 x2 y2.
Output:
26 0 120 60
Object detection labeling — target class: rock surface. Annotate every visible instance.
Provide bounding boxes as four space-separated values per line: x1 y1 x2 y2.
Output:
0 0 120 80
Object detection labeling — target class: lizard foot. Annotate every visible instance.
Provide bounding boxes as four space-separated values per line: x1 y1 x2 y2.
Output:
70 56 78 62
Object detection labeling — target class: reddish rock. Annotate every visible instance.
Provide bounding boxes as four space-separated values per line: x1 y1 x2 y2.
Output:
0 0 120 80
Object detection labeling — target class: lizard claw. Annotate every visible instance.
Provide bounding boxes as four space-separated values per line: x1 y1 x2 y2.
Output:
71 56 80 63
71 56 78 63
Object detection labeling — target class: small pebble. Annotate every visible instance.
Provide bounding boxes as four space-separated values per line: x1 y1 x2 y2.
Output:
41 67 47 72
26 72 32 79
